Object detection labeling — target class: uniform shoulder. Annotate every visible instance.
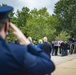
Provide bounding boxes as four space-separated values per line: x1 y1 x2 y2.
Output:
7 42 27 55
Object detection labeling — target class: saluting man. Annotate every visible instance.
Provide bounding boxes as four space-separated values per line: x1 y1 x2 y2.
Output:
0 6 55 75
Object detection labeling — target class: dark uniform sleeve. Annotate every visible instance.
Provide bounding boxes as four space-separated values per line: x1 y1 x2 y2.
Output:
23 44 55 75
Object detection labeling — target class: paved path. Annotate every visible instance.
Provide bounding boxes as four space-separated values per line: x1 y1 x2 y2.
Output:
51 54 76 75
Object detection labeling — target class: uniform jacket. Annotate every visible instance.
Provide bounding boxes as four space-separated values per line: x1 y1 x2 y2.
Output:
0 36 55 75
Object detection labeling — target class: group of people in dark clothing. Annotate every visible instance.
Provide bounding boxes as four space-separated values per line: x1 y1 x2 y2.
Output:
51 36 76 56
51 41 68 56
37 37 74 57
31 35 76 58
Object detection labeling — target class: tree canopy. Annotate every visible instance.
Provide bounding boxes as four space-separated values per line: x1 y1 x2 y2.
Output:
54 0 76 38
1 0 76 42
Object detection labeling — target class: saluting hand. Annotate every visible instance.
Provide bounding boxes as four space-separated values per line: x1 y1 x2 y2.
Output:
10 22 30 45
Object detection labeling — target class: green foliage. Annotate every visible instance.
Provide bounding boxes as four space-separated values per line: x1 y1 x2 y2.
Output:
2 2 75 42
16 7 30 36
54 0 76 37
55 31 70 41
26 8 56 41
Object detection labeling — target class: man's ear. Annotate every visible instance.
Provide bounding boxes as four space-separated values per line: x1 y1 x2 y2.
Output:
4 22 8 32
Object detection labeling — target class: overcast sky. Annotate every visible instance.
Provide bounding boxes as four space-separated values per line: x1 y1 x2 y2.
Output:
0 0 59 15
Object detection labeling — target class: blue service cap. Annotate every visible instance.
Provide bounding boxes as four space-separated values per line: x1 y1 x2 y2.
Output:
0 6 13 20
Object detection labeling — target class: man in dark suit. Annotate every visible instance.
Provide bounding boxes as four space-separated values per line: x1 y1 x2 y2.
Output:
0 6 55 75
41 37 52 57
40 37 52 75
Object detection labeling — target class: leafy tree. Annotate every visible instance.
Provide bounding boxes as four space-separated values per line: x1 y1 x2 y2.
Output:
54 0 76 37
26 8 56 41
16 7 30 36
0 4 61 42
